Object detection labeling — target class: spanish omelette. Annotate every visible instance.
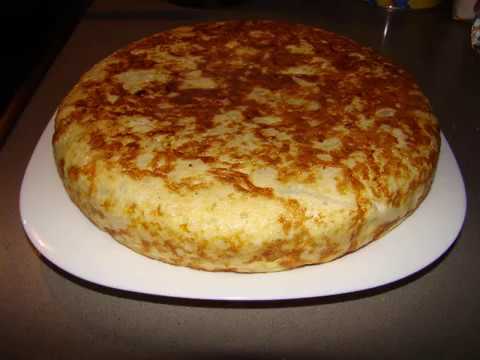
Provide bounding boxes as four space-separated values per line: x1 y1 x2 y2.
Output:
53 20 440 272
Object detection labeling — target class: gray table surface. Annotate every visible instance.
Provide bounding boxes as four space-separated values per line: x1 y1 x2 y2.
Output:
1 0 479 358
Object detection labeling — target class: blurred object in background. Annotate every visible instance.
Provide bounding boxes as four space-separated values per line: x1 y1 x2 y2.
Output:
472 1 480 52
453 0 477 19
367 0 441 10
451 1 480 55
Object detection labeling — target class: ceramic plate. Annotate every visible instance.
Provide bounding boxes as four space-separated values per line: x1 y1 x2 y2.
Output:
20 116 466 300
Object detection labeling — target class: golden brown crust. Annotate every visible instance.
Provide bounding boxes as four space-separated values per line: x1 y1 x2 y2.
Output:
53 20 440 272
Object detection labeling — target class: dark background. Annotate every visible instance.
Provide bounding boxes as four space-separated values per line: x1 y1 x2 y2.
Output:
0 0 92 143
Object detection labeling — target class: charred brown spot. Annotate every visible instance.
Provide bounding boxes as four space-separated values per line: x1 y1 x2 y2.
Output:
141 240 152 252
278 215 292 235
105 227 129 237
209 168 273 197
68 166 80 181
89 133 106 149
101 199 113 211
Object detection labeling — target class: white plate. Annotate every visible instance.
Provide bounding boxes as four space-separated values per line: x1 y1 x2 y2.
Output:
20 116 466 301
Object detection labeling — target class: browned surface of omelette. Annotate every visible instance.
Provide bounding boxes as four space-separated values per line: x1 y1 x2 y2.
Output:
52 20 440 272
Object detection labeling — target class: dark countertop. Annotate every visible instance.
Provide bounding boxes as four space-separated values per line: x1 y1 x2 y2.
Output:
1 1 479 358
